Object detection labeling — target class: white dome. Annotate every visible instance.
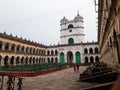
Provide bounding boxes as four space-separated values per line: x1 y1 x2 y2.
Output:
60 16 68 24
74 14 83 22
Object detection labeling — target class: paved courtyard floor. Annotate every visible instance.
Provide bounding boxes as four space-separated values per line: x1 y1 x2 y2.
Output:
2 66 97 90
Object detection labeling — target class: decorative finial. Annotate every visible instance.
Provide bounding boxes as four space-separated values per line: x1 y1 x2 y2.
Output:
77 10 79 16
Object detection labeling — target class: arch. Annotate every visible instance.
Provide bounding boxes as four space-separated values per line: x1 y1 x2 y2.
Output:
29 48 32 54
4 56 9 65
39 50 41 54
11 44 15 52
51 58 54 63
33 48 35 54
60 52 64 64
51 50 54 55
17 45 20 52
21 57 24 64
21 46 25 52
5 43 9 51
68 38 74 44
33 57 35 64
47 58 50 63
90 56 94 63
29 57 32 64
10 56 14 65
36 58 38 64
67 51 73 64
41 50 43 55
84 48 88 54
89 48 93 54
94 47 99 53
47 50 50 55
68 24 74 28
36 49 38 54
55 57 58 63
26 47 29 53
85 57 88 64
0 41 3 50
75 51 81 64
55 50 58 55
25 57 28 64
95 56 99 62
16 56 20 65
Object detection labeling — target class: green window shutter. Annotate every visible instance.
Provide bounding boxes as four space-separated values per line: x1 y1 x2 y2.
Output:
68 38 74 44
76 52 81 64
60 53 64 64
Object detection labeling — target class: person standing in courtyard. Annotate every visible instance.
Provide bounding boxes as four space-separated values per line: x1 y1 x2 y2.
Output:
73 63 77 72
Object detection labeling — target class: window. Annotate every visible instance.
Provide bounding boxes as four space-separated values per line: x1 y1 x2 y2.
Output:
68 24 73 28
51 50 54 55
47 50 50 55
69 30 72 32
68 38 74 44
89 48 93 54
84 48 88 54
17 45 20 52
5 43 9 51
94 47 99 53
55 50 58 55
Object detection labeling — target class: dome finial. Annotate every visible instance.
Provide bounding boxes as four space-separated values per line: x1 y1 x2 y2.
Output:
77 10 79 16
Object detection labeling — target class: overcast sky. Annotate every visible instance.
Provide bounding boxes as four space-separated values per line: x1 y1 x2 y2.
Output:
0 0 97 45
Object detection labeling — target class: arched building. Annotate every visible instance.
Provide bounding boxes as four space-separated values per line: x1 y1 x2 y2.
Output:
47 13 100 64
0 32 47 66
0 13 100 66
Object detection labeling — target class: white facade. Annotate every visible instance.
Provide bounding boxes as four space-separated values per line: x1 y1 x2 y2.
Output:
47 14 100 64
60 14 85 45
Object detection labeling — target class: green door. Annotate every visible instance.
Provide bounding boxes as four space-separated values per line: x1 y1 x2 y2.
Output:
76 52 81 64
60 52 64 64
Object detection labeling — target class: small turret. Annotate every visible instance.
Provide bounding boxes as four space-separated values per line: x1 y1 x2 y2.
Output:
74 11 83 22
60 16 68 25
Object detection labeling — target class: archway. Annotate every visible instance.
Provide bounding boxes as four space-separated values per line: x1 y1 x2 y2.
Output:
47 58 50 63
21 57 24 64
55 57 58 63
75 52 81 64
29 57 32 64
10 56 14 65
36 58 38 64
4 56 9 65
85 57 88 64
90 56 94 63
60 52 64 64
25 57 28 64
95 56 99 62
16 56 20 65
67 51 73 64
33 57 35 64
51 58 54 63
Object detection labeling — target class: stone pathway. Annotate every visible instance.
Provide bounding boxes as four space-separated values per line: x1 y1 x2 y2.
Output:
22 66 95 90
2 66 96 90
